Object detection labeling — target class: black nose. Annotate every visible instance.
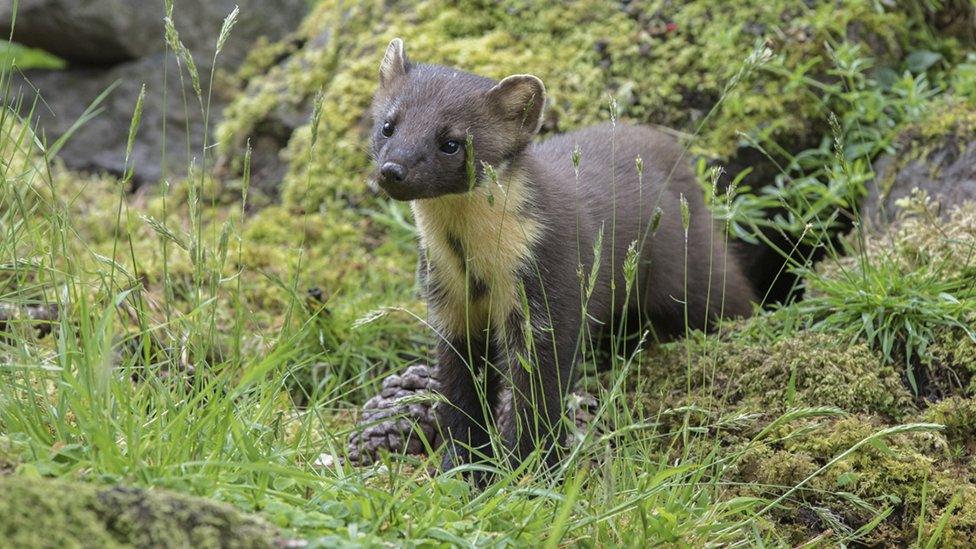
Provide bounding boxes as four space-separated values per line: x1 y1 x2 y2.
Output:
380 162 406 183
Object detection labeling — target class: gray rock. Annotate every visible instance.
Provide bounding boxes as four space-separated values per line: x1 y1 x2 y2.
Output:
0 0 163 65
0 302 58 339
168 0 309 70
0 0 307 68
5 1 307 186
864 129 976 227
12 53 213 187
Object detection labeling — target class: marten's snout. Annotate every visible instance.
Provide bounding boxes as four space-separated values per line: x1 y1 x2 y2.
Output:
377 161 415 200
380 162 406 184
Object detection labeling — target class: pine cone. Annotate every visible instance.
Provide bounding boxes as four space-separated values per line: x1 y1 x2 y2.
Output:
346 364 440 465
346 363 606 465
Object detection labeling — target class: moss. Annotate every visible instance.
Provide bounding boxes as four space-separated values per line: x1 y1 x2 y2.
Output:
925 329 976 398
638 330 916 420
709 409 976 545
232 35 303 86
921 396 976 456
11 160 417 349
738 335 913 417
887 201 976 280
0 438 18 475
217 0 957 213
634 314 975 543
909 97 976 147
0 119 40 175
0 476 278 548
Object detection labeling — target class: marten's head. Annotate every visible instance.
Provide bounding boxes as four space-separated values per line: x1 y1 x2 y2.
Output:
370 38 546 201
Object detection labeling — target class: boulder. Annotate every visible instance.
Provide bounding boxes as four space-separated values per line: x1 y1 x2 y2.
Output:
12 53 213 187
0 0 307 68
5 1 307 186
0 0 163 65
214 0 966 305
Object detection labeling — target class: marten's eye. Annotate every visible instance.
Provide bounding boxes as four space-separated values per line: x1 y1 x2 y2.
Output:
440 140 461 155
381 121 395 138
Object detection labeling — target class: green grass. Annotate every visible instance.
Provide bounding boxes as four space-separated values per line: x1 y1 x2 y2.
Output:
2 1 976 546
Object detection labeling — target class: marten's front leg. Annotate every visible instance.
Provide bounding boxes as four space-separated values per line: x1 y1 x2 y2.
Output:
496 280 581 472
433 334 495 472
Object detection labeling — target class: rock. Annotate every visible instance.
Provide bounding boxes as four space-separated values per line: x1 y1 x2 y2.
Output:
214 0 965 304
0 0 163 65
0 302 58 339
346 363 605 466
11 53 213 187
0 476 281 548
216 0 964 206
863 100 976 226
5 1 307 186
0 0 307 68
167 0 309 70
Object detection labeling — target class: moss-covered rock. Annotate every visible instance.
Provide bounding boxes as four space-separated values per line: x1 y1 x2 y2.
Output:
923 328 976 400
217 0 962 211
804 197 976 395
638 330 916 420
920 396 976 457
633 321 976 544
207 0 971 311
730 414 976 546
629 195 976 543
0 476 279 548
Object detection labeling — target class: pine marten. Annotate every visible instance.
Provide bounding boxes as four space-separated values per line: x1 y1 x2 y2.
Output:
369 38 754 474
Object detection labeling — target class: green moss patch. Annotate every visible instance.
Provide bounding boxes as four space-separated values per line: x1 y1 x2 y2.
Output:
622 199 976 544
632 324 976 544
731 415 975 546
638 331 916 420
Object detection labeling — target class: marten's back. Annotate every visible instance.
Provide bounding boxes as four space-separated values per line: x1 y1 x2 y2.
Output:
531 122 698 214
529 122 754 333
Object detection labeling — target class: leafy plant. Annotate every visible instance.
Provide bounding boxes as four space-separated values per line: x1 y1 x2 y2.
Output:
722 43 942 245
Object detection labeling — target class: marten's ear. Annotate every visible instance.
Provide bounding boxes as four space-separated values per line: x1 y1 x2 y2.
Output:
486 74 546 136
380 38 410 86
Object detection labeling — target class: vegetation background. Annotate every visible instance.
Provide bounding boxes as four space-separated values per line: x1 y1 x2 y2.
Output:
1 0 975 546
